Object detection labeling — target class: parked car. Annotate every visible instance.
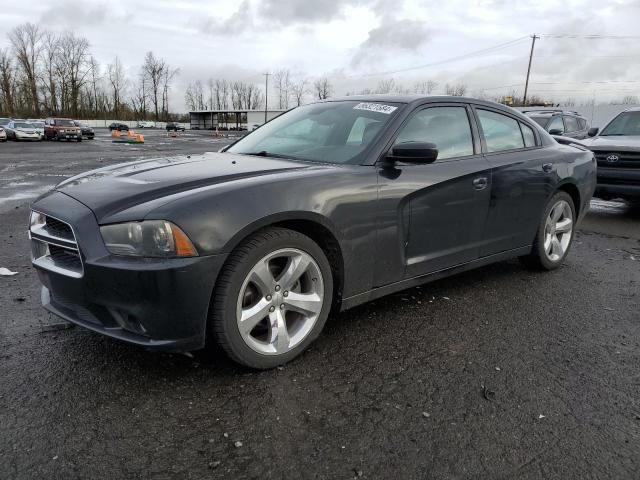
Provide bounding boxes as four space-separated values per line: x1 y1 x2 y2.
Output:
44 118 82 141
29 96 596 369
27 120 46 140
5 120 40 141
0 126 6 142
137 121 155 128
522 109 590 140
73 121 95 139
166 122 185 132
582 107 640 203
108 122 129 132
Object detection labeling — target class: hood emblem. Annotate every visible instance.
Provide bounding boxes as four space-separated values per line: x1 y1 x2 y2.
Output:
606 154 619 163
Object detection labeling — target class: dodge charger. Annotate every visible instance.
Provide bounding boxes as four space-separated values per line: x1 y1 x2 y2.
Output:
29 96 597 368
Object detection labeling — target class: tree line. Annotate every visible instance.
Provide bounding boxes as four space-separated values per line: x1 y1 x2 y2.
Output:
0 22 178 120
184 69 334 112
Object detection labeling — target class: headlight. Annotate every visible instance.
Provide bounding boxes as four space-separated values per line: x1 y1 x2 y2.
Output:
30 211 46 228
100 220 198 257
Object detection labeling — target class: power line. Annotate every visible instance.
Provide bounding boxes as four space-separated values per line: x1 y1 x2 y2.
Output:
345 36 530 78
539 34 640 39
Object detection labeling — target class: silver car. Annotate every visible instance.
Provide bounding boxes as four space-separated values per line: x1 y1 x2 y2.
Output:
5 121 40 141
27 120 46 140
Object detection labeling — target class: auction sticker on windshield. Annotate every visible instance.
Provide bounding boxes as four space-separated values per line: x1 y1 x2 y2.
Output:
353 103 398 114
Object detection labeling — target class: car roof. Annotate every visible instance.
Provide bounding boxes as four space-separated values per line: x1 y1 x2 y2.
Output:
522 110 584 117
322 94 528 116
622 106 640 112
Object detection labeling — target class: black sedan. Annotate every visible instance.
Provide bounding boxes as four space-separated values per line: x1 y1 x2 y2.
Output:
29 96 596 368
74 121 95 139
108 122 129 132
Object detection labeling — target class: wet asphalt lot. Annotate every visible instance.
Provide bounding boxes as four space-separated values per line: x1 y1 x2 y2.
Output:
1 130 639 479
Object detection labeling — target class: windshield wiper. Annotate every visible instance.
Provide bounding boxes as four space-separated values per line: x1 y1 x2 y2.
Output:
243 151 298 160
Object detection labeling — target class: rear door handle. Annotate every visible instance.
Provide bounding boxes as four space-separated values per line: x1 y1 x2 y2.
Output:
472 176 488 190
542 163 554 173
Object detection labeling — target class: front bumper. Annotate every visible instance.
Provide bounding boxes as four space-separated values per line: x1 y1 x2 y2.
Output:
31 191 227 351
596 167 640 199
55 130 80 139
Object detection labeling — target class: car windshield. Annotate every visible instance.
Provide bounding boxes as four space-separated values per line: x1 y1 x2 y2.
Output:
15 122 34 128
56 119 75 126
600 111 640 136
0 118 9 126
31 122 44 128
227 100 403 164
529 116 549 128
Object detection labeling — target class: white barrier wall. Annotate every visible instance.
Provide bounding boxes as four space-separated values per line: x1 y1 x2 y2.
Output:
74 120 190 129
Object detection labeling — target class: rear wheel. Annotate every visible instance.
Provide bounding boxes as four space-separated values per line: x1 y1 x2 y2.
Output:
521 191 576 270
209 227 333 369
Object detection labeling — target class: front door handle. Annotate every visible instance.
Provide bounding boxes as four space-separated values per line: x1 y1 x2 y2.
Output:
542 163 554 173
472 176 488 190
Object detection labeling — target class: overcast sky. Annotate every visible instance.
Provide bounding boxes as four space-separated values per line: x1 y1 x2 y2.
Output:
2 0 640 110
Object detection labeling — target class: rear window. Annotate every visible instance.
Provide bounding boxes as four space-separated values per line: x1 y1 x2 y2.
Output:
529 116 549 128
564 116 580 133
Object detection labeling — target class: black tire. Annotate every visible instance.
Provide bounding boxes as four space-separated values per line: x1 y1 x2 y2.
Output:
520 191 576 271
209 227 333 369
77 137 82 142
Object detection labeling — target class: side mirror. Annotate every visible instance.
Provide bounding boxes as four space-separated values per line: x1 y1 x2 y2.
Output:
588 127 599 137
387 142 438 164
548 128 563 136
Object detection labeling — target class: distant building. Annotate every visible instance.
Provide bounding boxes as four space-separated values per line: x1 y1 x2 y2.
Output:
189 109 287 131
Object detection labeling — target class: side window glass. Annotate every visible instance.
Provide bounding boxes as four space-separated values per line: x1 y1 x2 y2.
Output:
520 123 536 147
477 109 525 152
578 118 587 130
394 106 474 160
564 116 579 133
547 116 564 133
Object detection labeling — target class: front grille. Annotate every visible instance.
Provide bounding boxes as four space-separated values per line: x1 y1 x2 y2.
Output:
594 151 640 169
30 212 83 278
43 216 74 240
48 245 82 270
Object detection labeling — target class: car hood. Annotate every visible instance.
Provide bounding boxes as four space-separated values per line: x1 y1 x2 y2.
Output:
16 128 36 134
52 152 320 221
581 135 640 150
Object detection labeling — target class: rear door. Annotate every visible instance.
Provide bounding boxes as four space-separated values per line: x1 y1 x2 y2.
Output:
474 107 550 256
377 103 493 279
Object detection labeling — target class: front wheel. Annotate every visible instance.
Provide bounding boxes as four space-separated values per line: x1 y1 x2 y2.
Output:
521 191 576 270
209 227 333 369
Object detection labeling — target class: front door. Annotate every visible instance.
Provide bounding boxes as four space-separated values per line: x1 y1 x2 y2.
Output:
376 104 493 281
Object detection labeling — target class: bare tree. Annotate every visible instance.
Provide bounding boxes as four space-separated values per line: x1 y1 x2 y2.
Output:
273 69 291 109
621 95 639 105
56 32 90 117
9 23 43 116
290 78 308 106
414 80 438 95
314 77 332 100
161 66 178 119
445 83 467 96
376 78 396 94
142 51 167 120
0 49 15 115
107 56 126 118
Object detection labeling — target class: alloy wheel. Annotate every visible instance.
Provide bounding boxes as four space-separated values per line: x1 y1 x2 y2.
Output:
236 248 324 355
543 199 573 262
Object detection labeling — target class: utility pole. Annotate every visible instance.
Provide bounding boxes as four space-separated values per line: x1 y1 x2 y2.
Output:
522 34 539 106
263 72 270 123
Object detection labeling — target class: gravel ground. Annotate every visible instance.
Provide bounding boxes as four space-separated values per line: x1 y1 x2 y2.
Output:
1 133 639 479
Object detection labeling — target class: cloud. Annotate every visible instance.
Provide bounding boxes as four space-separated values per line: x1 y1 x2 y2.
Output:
199 0 253 35
351 16 431 66
258 0 374 25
